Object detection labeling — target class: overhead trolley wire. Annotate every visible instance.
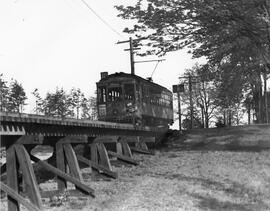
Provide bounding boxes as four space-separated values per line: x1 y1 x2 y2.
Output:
79 0 125 39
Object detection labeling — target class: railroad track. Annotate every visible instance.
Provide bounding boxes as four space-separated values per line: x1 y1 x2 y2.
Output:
0 112 165 138
0 112 168 211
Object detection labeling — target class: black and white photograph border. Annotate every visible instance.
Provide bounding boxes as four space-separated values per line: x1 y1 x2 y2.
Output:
0 0 270 211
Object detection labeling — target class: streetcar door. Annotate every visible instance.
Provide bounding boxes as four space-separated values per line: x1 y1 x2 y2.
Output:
123 83 138 118
97 86 107 120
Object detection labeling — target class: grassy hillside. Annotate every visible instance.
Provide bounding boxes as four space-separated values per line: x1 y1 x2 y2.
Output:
178 124 270 151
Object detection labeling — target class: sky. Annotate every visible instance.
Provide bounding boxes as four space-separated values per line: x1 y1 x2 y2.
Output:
0 0 204 120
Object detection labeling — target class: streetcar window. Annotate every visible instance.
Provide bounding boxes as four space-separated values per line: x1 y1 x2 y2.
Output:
124 84 134 100
161 93 172 107
108 87 122 102
142 85 149 102
98 87 106 103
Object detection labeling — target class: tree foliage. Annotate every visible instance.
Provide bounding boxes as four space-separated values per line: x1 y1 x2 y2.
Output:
8 80 27 112
180 64 218 128
43 88 74 118
116 0 269 65
81 96 97 120
0 74 9 112
70 88 85 119
116 0 270 124
32 87 97 119
0 74 27 113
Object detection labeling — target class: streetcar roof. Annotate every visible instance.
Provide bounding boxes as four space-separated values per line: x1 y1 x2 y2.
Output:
97 72 172 94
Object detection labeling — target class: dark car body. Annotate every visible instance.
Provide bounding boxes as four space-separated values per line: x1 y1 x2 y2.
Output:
96 72 173 127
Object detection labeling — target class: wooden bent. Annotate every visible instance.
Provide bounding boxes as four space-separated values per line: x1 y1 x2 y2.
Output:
107 151 139 165
77 155 117 179
30 155 95 197
0 182 41 211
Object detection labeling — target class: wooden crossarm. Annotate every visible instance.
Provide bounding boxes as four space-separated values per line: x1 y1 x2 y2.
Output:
0 182 41 211
29 155 95 197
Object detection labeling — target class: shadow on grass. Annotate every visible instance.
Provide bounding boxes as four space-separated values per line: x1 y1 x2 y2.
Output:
160 125 270 153
153 173 268 211
167 174 262 198
160 140 270 153
190 193 255 211
192 141 270 152
186 125 268 137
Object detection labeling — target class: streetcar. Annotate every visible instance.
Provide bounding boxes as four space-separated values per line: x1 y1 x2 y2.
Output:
96 72 173 127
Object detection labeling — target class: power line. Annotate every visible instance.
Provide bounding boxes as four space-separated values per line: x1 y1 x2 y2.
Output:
79 0 125 39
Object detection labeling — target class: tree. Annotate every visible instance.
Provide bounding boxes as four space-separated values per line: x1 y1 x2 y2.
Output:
70 88 85 119
32 88 44 114
0 74 9 112
0 75 27 113
7 80 27 113
213 62 247 125
32 87 97 119
116 0 269 66
116 0 270 123
45 88 74 118
81 96 97 120
180 64 218 128
196 80 218 128
181 108 203 130
32 88 74 118
243 93 254 124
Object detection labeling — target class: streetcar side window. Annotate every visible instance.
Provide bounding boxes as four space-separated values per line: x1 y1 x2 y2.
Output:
108 87 122 102
98 87 106 103
161 93 171 107
124 84 134 100
142 85 149 103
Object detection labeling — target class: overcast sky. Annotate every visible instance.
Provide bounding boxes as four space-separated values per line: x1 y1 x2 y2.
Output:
0 0 204 114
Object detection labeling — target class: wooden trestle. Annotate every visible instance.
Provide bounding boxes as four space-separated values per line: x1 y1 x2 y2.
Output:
0 112 166 211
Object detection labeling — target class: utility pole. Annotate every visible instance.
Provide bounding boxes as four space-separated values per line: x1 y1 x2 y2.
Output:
173 84 184 134
117 37 165 76
117 37 141 75
188 74 194 129
177 92 182 133
264 70 269 123
178 74 201 130
129 37 135 75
